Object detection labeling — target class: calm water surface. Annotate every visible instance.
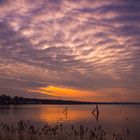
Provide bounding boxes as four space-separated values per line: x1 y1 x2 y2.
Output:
0 105 139 140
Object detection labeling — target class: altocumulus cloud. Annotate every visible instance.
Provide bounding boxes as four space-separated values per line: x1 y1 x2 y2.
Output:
0 0 140 101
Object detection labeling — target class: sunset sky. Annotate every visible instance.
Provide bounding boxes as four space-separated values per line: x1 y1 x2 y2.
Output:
0 0 140 102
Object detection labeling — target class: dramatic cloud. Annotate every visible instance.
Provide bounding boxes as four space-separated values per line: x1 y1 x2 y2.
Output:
0 0 140 101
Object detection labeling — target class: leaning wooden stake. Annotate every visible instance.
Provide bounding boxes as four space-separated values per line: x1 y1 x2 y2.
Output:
91 105 99 121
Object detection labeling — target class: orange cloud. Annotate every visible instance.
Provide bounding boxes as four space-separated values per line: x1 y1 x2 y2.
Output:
28 86 93 97
27 86 138 102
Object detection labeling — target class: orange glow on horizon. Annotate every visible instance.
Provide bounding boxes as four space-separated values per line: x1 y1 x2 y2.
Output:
27 86 133 102
27 85 99 101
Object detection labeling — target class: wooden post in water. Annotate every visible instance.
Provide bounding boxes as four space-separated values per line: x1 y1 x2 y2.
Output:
91 105 99 121
63 107 68 118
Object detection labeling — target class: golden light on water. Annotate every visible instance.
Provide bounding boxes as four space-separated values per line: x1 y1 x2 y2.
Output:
39 106 92 123
38 105 140 124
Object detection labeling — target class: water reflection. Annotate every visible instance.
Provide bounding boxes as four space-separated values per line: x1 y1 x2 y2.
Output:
0 105 139 140
39 105 93 123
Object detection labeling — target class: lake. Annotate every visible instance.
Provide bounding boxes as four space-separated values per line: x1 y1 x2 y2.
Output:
0 105 139 140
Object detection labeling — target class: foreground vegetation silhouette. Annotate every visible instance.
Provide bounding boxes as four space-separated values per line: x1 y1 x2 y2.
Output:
0 120 131 140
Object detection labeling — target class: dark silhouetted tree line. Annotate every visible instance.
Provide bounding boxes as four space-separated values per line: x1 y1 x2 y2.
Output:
0 95 93 105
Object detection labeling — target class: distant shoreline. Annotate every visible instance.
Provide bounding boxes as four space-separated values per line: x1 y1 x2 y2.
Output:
0 95 140 105
0 103 140 105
